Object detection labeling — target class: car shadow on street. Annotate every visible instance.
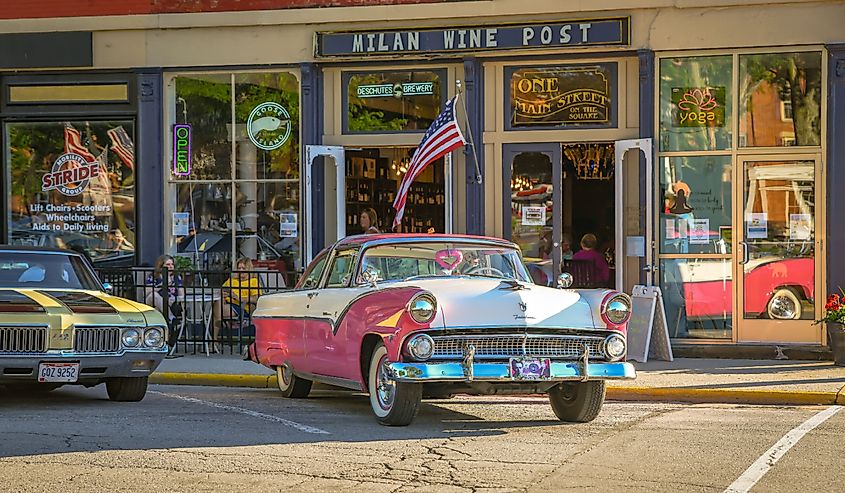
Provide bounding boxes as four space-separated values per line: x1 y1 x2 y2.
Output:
0 386 574 458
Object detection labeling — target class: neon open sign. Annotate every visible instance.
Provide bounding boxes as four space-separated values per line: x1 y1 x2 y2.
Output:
172 124 192 176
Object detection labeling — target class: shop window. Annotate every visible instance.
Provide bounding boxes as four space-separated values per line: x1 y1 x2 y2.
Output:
345 147 445 234
6 120 136 266
507 63 617 130
659 56 732 152
660 258 732 339
739 52 821 147
173 74 233 181
344 70 444 133
659 155 733 255
169 71 301 279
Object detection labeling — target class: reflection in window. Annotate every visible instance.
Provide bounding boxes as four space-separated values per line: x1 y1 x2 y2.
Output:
174 74 232 180
510 152 552 261
660 258 732 339
739 52 822 147
7 120 136 266
345 71 442 133
659 156 732 255
743 160 815 320
659 56 732 151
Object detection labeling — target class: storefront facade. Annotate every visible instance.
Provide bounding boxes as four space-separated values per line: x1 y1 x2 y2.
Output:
1 0 843 346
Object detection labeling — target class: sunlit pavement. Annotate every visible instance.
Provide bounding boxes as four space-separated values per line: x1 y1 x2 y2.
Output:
0 384 842 492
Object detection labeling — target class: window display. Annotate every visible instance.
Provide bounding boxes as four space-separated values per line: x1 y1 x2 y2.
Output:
169 71 301 276
7 120 136 266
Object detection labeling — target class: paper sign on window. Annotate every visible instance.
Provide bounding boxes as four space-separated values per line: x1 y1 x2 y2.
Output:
521 206 546 226
279 213 298 237
689 219 710 244
789 214 812 240
746 212 768 239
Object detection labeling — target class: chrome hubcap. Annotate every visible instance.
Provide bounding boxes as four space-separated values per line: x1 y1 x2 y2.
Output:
376 357 395 410
771 295 797 319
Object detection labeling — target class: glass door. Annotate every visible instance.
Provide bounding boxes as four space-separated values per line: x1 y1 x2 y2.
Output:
736 155 823 343
503 144 561 286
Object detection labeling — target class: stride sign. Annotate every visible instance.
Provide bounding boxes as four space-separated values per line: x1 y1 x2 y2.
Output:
172 124 192 176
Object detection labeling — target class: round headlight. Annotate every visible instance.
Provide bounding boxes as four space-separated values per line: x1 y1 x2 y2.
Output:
604 333 627 361
604 295 632 325
144 328 165 348
408 293 437 324
406 333 435 361
122 328 141 347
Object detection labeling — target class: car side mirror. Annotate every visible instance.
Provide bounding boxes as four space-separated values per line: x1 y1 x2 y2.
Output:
102 282 113 293
557 273 573 289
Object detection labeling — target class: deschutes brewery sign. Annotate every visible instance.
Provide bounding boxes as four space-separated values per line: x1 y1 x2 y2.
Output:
510 64 615 127
671 87 726 127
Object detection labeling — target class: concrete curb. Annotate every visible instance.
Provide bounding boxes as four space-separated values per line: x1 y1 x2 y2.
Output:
151 372 845 406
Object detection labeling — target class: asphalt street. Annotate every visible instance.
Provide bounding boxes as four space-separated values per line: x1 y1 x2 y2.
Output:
0 384 842 492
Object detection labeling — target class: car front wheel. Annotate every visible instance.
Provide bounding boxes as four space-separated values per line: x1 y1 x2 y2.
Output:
276 364 312 398
548 381 606 423
368 343 422 426
106 376 148 402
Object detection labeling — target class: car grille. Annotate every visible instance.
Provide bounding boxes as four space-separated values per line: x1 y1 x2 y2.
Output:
430 334 606 360
0 326 48 354
74 327 121 353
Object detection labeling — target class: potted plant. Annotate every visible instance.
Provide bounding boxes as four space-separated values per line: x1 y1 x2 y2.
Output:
819 292 845 366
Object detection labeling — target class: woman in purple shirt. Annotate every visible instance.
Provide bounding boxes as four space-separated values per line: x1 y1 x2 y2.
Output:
571 233 610 283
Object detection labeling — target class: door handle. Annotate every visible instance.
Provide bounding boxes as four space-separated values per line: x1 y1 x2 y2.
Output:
307 292 318 299
322 311 333 317
738 241 750 265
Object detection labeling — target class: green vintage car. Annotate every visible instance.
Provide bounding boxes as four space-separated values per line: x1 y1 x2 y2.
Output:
0 246 168 401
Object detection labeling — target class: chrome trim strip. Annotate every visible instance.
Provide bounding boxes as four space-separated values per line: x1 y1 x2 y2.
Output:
387 361 636 383
294 370 363 391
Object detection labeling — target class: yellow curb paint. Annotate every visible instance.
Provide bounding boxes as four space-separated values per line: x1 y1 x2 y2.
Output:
150 372 275 388
836 385 845 406
607 386 837 406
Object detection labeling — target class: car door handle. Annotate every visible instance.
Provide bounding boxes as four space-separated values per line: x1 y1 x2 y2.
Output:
307 292 318 299
322 311 333 316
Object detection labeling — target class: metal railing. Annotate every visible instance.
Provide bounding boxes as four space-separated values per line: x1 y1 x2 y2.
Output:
95 267 298 356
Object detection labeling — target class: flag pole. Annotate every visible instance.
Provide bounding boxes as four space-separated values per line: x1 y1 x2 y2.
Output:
456 80 483 185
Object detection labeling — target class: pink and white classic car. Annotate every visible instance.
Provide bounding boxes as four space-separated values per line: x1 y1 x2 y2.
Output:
248 234 636 426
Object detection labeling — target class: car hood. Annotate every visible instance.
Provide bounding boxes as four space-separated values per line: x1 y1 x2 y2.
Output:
390 278 598 329
0 288 160 327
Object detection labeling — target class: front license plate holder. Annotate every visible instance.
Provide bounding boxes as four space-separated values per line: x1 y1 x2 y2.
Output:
38 362 79 383
509 357 551 380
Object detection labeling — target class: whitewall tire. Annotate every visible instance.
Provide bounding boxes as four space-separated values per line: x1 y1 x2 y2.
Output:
368 343 422 426
276 364 312 398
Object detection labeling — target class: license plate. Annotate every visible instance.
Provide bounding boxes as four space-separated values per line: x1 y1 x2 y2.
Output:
38 363 79 383
509 357 551 380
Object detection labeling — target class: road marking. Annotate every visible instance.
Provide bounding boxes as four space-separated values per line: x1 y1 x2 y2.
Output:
724 405 842 493
150 390 331 435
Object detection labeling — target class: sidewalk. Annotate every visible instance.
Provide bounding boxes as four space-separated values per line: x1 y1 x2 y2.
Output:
151 354 845 406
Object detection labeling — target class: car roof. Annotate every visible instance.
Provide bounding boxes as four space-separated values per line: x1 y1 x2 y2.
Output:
0 244 81 255
335 233 517 249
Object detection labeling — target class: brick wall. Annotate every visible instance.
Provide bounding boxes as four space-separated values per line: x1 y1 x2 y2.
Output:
1 0 444 20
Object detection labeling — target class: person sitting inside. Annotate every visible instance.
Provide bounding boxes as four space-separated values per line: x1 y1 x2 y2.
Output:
145 255 185 344
571 233 610 284
222 257 265 330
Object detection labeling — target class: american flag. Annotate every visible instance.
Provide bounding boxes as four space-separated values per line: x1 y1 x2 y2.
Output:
392 94 466 229
63 124 113 203
107 126 134 170
64 125 97 162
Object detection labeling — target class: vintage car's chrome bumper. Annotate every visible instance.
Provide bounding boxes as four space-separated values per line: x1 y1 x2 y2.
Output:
0 349 167 383
387 360 636 383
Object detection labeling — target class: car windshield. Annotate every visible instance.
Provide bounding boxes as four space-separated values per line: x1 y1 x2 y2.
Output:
0 252 101 290
359 242 531 283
